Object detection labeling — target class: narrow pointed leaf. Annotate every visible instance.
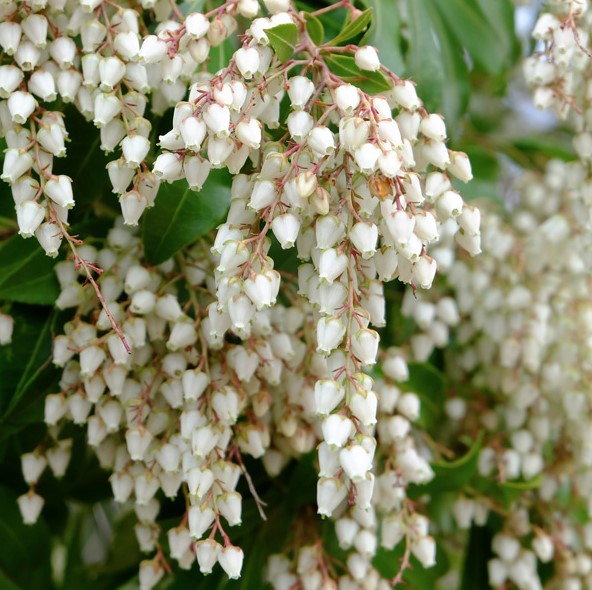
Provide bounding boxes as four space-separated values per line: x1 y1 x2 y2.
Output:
142 170 231 265
329 8 372 46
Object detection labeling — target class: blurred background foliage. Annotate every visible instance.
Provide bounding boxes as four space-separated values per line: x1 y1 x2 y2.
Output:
0 1 573 588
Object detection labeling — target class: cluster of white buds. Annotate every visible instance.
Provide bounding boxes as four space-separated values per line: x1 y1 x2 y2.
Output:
6 0 481 585
400 154 592 589
20 220 336 584
0 0 293 245
152 0 477 527
21 217 445 586
523 0 590 117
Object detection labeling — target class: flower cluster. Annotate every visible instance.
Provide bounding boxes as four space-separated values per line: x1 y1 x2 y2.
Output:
4 0 482 586
401 155 592 589
18 218 446 587
523 0 589 115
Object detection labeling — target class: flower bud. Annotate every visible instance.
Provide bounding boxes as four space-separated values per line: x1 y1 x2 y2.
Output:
317 476 347 517
203 103 230 137
315 379 345 416
355 46 380 71
354 143 381 173
188 504 216 539
140 35 168 63
219 545 244 579
335 84 361 115
235 47 260 79
94 92 122 127
195 539 221 574
0 313 14 346
447 150 472 182
49 37 77 69
271 213 300 249
17 491 44 525
153 152 183 181
186 12 210 39
308 126 335 157
321 414 353 447
413 255 437 289
8 91 37 124
0 22 22 56
139 559 164 590
44 175 74 209
340 444 372 480
235 118 262 149
121 135 150 167
2 149 33 184
28 69 56 102
0 65 24 98
420 113 446 142
16 200 45 238
411 537 436 568
218 491 242 526
287 76 314 109
390 81 421 110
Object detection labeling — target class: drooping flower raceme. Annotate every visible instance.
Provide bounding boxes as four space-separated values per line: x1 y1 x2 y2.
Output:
3 0 481 586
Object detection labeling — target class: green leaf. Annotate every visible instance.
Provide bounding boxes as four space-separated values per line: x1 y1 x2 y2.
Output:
329 8 372 46
474 474 543 510
373 542 450 585
512 134 577 162
405 0 469 130
266 23 299 63
0 235 60 304
460 525 493 590
0 570 22 590
61 107 110 207
324 53 391 94
142 170 232 265
401 362 445 429
208 37 239 74
0 307 57 426
304 13 325 46
430 0 504 75
422 432 483 494
365 0 405 74
474 0 520 70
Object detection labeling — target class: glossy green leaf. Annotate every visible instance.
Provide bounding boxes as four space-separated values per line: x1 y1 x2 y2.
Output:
266 23 299 63
324 53 391 94
0 307 57 426
62 108 110 207
0 570 22 590
405 0 469 130
460 525 493 590
512 134 577 162
304 12 325 45
373 542 450 584
474 0 520 69
0 235 60 304
208 37 239 74
422 432 483 493
430 0 505 74
142 170 231 265
329 8 372 46
365 0 405 74
474 474 543 510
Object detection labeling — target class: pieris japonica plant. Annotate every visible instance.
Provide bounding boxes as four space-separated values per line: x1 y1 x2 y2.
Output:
1 0 590 588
